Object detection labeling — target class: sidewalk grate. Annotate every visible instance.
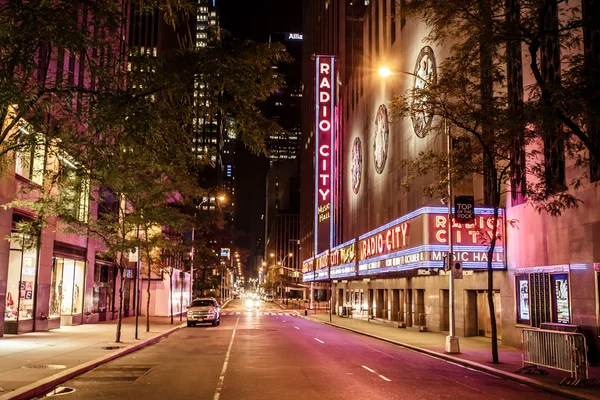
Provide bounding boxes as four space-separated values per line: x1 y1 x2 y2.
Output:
75 376 139 382
22 364 67 370
74 365 154 384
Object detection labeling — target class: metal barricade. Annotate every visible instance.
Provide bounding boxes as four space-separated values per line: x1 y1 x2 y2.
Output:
515 328 600 387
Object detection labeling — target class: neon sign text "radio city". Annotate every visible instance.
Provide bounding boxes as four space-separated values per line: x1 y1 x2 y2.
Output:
318 62 331 203
315 55 335 255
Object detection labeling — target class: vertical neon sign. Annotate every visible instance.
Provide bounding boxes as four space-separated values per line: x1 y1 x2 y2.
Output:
315 55 335 255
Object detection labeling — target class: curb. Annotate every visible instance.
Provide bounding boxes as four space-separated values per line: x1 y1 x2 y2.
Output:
0 322 187 400
305 316 592 400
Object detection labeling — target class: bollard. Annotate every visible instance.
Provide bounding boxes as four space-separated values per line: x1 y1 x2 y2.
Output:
304 309 308 316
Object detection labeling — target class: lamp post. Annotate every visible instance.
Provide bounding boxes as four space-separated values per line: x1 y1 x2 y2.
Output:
379 66 460 353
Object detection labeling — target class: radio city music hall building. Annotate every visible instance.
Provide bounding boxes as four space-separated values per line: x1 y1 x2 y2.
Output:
299 0 600 355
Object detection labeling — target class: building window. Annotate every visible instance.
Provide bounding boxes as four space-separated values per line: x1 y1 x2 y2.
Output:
391 0 396 43
50 257 85 316
59 157 90 223
5 234 38 323
15 125 45 185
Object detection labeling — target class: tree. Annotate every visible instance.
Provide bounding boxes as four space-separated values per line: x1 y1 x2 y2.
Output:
4 0 290 341
391 0 585 363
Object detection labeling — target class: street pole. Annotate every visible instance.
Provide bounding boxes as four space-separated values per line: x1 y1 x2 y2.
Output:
135 225 140 340
328 255 332 322
190 214 195 303
445 119 460 354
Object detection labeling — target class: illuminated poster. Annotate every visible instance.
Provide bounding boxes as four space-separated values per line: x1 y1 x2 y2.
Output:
315 55 336 255
553 275 570 324
518 279 530 322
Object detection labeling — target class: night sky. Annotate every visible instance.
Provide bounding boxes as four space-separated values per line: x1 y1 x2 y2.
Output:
220 0 302 277
219 0 303 42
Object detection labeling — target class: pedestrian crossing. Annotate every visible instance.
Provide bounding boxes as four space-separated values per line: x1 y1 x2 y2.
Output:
220 311 300 316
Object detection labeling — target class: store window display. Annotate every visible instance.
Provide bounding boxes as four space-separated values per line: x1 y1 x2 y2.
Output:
4 235 38 324
50 257 85 316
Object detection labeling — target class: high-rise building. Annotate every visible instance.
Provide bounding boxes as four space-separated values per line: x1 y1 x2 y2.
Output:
265 32 302 162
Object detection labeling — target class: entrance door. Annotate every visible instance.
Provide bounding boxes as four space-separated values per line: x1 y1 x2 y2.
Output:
440 289 449 332
476 291 502 339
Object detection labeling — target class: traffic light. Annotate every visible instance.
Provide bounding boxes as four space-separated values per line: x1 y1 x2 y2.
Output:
452 261 463 280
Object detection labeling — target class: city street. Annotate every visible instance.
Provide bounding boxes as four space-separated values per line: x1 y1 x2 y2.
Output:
39 299 565 400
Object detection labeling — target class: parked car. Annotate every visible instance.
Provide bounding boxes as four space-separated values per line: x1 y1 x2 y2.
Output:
265 294 274 302
187 298 220 327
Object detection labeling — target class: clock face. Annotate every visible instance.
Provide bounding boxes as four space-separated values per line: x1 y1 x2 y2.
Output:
411 46 437 138
351 137 362 194
373 104 389 174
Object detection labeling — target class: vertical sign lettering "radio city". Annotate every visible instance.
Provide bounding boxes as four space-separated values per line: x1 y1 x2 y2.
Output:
315 55 335 255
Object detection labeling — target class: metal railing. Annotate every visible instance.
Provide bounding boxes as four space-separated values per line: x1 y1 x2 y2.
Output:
515 328 600 387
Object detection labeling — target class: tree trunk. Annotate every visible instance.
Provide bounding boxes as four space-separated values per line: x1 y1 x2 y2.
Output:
487 197 501 364
201 266 207 296
169 270 174 324
480 0 499 364
145 231 151 332
146 265 151 332
115 270 125 343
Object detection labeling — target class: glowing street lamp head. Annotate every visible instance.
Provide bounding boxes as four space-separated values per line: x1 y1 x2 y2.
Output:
270 253 275 258
378 66 393 78
288 252 293 257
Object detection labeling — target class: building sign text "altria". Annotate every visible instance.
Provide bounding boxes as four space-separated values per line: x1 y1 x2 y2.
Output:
315 55 336 255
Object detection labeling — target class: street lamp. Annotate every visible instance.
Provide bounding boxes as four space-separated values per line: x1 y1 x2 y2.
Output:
379 66 460 354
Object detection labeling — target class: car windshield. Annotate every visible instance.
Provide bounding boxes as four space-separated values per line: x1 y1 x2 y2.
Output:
191 300 215 307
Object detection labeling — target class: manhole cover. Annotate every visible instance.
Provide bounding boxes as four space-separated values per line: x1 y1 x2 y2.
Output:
22 365 67 370
46 387 75 397
102 346 124 350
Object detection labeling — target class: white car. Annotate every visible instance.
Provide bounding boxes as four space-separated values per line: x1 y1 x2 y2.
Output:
187 298 221 327
244 298 260 309
265 294 274 302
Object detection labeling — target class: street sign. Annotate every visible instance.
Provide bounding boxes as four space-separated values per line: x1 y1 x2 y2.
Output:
455 195 475 223
220 248 230 258
453 261 463 279
129 248 138 262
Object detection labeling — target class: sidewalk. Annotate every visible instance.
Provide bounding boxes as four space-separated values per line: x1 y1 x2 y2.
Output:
303 310 600 400
0 315 186 400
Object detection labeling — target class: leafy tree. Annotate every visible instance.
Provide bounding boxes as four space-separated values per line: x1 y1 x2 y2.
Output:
390 0 586 363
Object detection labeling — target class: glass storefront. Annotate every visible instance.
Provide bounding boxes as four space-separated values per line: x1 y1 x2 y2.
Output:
4 235 38 324
50 257 85 316
93 262 116 320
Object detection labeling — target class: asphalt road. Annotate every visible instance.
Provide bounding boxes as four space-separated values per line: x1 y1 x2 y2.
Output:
42 299 565 400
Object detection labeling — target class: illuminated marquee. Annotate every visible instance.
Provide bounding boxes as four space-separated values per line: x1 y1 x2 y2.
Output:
330 240 357 278
315 55 336 255
358 207 505 276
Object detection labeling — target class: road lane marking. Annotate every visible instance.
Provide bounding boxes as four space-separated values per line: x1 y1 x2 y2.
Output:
283 320 286 322
361 365 391 382
214 318 238 400
294 326 299 330
314 338 324 344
